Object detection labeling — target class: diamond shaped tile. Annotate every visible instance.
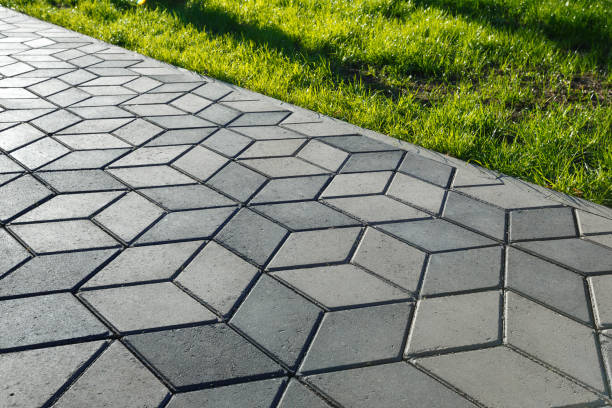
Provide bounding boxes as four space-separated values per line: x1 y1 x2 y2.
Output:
0 175 52 221
253 201 359 230
124 323 283 390
138 184 235 210
14 191 121 222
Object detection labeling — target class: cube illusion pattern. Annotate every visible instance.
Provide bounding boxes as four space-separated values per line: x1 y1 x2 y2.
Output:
1 7 612 408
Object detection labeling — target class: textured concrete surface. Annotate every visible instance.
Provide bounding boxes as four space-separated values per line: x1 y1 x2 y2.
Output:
0 7 612 407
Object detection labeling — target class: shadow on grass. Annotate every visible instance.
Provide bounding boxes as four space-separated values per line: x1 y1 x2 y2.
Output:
411 0 611 67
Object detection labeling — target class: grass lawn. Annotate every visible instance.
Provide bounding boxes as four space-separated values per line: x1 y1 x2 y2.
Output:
2 0 611 205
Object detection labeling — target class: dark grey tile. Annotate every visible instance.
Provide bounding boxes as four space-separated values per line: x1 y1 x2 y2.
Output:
239 139 305 158
147 115 216 130
421 246 502 296
228 111 290 127
112 118 164 145
0 293 109 351
253 201 359 230
251 175 329 204
216 209 287 266
380 219 495 252
443 191 506 239
231 275 322 369
197 103 241 125
399 152 454 187
507 247 590 323
589 275 612 328
509 207 577 241
109 146 188 167
124 324 283 389
146 127 216 146
324 195 428 223
166 378 283 408
136 207 235 244
517 238 612 274
37 170 127 192
201 128 251 156
340 151 403 173
206 162 267 202
41 149 128 170
319 135 396 153
277 380 332 408
107 166 194 188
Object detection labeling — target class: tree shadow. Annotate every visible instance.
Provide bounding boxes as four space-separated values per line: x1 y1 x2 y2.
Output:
137 0 409 101
411 0 611 67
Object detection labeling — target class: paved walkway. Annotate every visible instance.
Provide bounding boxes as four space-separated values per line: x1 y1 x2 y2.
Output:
1 7 612 408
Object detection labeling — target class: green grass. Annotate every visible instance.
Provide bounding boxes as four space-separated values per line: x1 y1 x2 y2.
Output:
2 0 611 205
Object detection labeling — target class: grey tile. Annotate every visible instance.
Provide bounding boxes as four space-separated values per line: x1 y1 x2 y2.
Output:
0 341 105 408
507 247 591 323
170 93 212 113
268 227 361 269
201 128 251 156
319 135 396 153
0 174 52 220
112 118 164 145
47 87 90 106
0 123 44 151
443 191 506 239
54 133 131 150
124 76 162 93
41 149 128 171
340 151 403 173
0 228 30 275
231 275 322 368
147 114 216 129
94 192 164 243
324 195 428 223
352 228 426 293
239 139 305 158
37 169 127 192
197 103 241 125
108 165 194 188
510 206 577 241
0 249 117 297
234 125 305 140
406 291 501 355
109 145 188 167
166 378 284 408
0 293 109 350
216 209 288 265
306 362 476 408
297 140 348 171
418 346 601 408
124 324 282 390
273 264 409 309
229 111 290 127
176 241 258 316
399 152 454 187
578 210 612 234
387 172 445 214
517 238 612 273
253 201 359 230
146 127 217 146
0 154 24 173
84 241 202 288
173 146 228 181
421 246 502 296
8 220 119 253
31 109 81 133
456 181 558 209
27 78 70 96
52 341 168 408
193 82 232 101
241 157 327 177
139 184 235 210
122 92 181 105
123 103 185 117
588 274 612 328
251 175 329 204
278 380 332 408
207 162 267 202
601 335 612 394
81 282 216 333
380 218 495 252
68 105 133 119
15 191 121 222
505 291 606 392
136 207 235 244
10 137 69 170
58 118 133 135
300 302 411 373
588 234 612 248
321 171 391 197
